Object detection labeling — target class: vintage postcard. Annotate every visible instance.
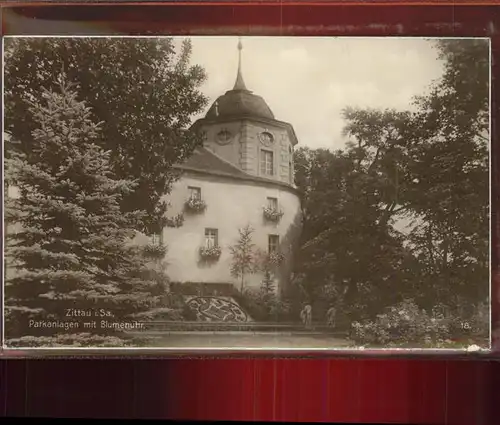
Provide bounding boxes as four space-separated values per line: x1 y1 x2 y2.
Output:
2 36 491 351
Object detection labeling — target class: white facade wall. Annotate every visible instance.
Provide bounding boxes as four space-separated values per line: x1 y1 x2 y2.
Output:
158 173 302 292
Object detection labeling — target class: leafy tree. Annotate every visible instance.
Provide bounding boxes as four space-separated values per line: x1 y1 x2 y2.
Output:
293 147 414 323
4 79 164 347
402 39 489 310
293 39 489 332
341 108 414 227
4 37 208 234
229 225 257 292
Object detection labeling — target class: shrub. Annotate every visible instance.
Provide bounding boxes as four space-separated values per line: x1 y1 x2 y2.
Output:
232 288 266 321
468 300 490 340
233 287 293 322
267 298 293 322
182 303 199 321
349 299 457 346
268 252 285 266
199 245 222 260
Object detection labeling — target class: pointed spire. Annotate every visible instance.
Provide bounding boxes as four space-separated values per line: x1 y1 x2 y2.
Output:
233 36 248 91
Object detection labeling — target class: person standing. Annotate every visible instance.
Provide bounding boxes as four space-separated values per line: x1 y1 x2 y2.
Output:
300 304 312 328
326 306 336 328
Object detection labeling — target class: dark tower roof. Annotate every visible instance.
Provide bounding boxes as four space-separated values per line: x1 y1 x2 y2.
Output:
205 38 275 121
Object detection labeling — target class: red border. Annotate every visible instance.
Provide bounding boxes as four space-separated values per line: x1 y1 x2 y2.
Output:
2 4 500 37
2 1 500 5
0 358 498 422
1 3 499 358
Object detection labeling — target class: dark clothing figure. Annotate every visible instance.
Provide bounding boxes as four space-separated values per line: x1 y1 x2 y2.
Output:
300 304 312 328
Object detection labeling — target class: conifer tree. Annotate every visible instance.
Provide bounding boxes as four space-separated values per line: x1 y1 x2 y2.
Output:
4 77 163 347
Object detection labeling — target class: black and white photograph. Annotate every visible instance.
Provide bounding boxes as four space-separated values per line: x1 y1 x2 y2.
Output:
2 36 490 350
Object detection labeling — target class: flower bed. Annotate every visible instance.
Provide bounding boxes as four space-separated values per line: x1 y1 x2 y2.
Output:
166 213 185 228
185 198 207 213
263 206 284 222
348 299 489 347
199 245 222 261
143 243 167 259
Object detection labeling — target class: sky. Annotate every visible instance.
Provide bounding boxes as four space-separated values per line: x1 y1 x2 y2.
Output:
185 37 445 150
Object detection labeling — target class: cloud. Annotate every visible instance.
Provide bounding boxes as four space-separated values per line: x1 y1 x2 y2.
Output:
186 36 444 150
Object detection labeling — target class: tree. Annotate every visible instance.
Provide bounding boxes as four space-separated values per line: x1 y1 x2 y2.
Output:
402 39 489 310
229 225 257 292
256 269 278 321
293 147 414 323
341 107 414 228
293 39 489 330
4 79 164 347
4 37 208 234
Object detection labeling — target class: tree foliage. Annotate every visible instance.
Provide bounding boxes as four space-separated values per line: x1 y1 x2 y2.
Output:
4 37 208 234
403 39 490 309
293 39 490 334
293 146 415 321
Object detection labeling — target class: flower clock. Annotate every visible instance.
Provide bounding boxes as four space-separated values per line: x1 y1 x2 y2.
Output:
263 206 284 222
185 197 207 213
199 245 222 261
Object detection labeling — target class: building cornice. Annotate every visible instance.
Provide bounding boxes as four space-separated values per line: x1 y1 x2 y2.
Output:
192 116 299 146
174 164 301 196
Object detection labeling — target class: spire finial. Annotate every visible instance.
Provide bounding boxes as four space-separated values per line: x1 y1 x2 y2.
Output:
233 36 248 91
